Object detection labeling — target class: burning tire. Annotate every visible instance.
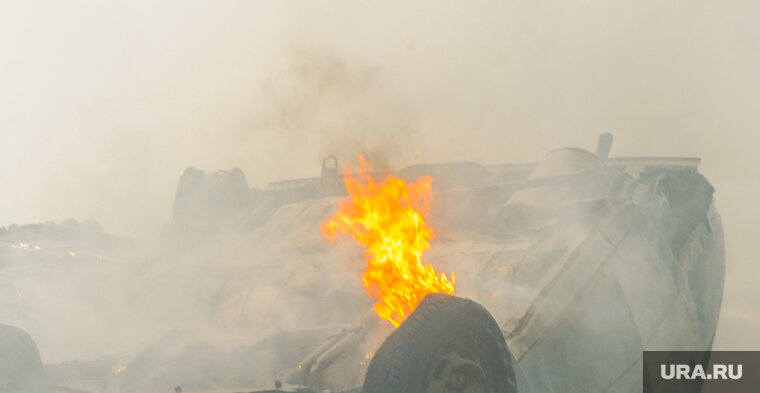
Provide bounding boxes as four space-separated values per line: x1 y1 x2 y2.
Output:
363 294 516 393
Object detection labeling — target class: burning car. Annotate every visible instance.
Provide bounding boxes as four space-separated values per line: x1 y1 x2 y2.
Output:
1 135 724 393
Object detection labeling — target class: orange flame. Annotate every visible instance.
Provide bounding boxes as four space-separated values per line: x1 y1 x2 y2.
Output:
321 158 455 327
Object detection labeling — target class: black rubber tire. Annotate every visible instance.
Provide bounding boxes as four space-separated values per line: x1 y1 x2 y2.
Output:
363 294 517 393
0 324 47 392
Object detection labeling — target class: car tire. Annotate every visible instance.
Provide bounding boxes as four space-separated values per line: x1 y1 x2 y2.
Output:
0 324 47 392
363 293 517 393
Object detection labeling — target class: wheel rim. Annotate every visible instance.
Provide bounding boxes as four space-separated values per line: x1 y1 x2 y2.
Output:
427 351 487 393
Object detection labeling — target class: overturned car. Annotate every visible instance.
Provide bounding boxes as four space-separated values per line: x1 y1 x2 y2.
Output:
1 135 724 393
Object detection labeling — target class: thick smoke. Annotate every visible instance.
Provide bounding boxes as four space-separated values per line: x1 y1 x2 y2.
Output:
1 1 759 390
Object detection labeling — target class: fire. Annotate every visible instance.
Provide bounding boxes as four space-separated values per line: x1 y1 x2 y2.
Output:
321 158 455 327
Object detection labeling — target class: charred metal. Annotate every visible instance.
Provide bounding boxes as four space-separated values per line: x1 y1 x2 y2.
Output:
1 135 724 393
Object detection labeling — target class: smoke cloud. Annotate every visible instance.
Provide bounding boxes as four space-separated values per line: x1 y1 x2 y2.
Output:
1 1 759 389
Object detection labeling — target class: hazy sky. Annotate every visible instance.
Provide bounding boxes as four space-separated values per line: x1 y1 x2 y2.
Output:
2 1 758 349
